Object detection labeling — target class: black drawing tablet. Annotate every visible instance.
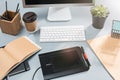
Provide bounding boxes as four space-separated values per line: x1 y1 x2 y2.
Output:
39 46 90 80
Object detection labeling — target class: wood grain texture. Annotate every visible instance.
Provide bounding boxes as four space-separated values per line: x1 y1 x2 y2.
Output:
87 35 120 80
0 11 22 35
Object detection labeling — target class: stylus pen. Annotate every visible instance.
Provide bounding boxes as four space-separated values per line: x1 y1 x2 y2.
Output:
16 3 19 13
81 47 91 66
14 3 20 16
4 76 9 80
5 1 9 19
6 76 9 80
0 15 10 20
14 9 20 16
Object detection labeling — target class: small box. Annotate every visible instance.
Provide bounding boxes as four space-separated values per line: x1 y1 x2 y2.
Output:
0 11 22 35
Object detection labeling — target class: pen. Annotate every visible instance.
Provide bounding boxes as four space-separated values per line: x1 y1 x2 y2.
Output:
5 1 8 19
3 76 9 80
81 46 91 66
14 3 20 15
5 76 9 80
0 15 10 20
16 3 19 12
15 9 20 15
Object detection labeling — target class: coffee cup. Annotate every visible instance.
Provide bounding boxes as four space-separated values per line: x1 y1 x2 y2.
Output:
23 12 38 32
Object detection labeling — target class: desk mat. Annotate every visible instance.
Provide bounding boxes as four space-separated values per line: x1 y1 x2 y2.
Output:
87 35 120 80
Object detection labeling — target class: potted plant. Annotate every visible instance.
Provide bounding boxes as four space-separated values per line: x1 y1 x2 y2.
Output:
91 5 109 29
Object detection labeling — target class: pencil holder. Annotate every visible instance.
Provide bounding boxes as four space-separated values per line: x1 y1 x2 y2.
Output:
0 11 22 35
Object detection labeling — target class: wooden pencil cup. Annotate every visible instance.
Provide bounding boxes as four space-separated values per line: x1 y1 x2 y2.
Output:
0 11 22 35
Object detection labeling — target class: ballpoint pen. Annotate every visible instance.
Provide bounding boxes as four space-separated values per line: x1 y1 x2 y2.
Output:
81 46 91 66
16 3 19 12
6 76 9 80
3 76 9 80
5 1 9 19
0 15 10 20
14 3 20 16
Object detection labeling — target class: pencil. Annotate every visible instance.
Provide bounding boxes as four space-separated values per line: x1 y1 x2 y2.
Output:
5 1 8 18
16 3 19 12
14 3 20 16
0 15 10 20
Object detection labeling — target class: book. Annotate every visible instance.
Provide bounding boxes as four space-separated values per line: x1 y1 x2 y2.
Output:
87 35 120 80
0 36 41 80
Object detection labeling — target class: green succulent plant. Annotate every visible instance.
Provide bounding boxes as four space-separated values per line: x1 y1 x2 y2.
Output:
91 5 109 18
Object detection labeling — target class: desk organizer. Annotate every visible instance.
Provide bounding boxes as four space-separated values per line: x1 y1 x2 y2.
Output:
111 20 120 39
0 11 22 35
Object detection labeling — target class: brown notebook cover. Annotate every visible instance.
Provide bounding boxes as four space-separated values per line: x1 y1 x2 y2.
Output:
0 36 41 80
87 35 120 80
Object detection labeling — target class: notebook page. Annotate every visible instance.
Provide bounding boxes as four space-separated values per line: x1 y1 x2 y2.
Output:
0 48 18 80
4 36 41 62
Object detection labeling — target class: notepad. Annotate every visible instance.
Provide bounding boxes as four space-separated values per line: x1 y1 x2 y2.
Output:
87 35 120 80
0 36 41 80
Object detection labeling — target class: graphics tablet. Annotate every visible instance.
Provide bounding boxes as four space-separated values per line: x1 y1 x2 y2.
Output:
39 46 90 80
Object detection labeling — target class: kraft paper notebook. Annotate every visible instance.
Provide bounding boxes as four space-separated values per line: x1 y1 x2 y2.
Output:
0 36 41 80
87 35 120 80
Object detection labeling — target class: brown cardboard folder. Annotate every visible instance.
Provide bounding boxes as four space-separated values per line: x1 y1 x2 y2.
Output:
87 35 120 80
